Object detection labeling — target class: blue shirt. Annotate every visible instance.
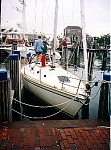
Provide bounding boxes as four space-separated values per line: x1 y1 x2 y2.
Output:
34 39 43 52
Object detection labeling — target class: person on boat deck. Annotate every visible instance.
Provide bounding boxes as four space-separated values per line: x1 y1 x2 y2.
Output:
34 35 43 63
41 41 48 54
41 41 48 65
62 37 67 48
24 41 31 63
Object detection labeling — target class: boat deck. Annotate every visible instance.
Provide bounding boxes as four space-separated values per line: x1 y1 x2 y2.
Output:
0 119 109 150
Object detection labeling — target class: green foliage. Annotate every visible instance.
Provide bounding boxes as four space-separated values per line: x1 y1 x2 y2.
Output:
94 34 110 46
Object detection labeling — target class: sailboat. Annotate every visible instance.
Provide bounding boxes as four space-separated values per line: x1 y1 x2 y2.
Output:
21 0 88 117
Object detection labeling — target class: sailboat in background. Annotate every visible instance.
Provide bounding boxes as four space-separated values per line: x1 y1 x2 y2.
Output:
21 0 89 117
0 0 35 58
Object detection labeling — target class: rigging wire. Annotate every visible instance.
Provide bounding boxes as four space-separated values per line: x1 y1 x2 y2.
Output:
61 0 65 30
41 0 45 32
2 0 21 28
43 0 52 34
34 0 38 33
71 0 74 25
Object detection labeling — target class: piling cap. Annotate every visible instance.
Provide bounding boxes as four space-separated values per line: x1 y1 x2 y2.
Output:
13 50 20 55
103 71 111 81
9 54 19 60
13 50 20 60
0 69 7 81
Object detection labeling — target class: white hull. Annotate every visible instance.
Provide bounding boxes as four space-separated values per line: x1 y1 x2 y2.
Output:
21 62 87 117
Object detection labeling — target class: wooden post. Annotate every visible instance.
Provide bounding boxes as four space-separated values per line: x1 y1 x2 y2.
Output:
73 48 77 69
0 48 6 63
64 47 68 70
9 51 22 121
81 103 89 119
88 49 96 81
101 51 107 71
0 69 11 122
9 54 19 94
12 41 17 51
98 71 110 119
61 46 68 70
82 49 96 119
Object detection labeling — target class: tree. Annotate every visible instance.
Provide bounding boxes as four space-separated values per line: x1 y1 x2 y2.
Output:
94 34 110 47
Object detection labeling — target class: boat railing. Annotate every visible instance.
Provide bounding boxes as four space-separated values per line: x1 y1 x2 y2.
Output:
58 75 85 92
24 62 85 92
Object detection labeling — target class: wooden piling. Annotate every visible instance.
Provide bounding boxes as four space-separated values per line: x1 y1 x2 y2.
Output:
101 51 107 71
81 104 89 119
0 49 8 63
61 47 68 70
98 82 109 119
9 51 21 98
98 70 110 119
88 49 96 81
81 49 96 119
9 52 22 121
0 69 11 122
12 41 17 51
9 54 19 93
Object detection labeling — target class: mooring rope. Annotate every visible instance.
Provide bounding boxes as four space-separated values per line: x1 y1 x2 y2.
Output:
13 98 72 108
12 94 78 119
12 76 83 119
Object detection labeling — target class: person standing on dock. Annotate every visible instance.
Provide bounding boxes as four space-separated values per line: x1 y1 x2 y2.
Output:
34 35 43 63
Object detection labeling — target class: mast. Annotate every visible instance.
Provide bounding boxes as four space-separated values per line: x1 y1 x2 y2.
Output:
80 0 88 82
34 0 37 34
22 0 26 38
19 0 26 39
52 0 58 67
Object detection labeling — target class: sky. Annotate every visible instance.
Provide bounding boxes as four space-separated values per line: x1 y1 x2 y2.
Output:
1 0 110 37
